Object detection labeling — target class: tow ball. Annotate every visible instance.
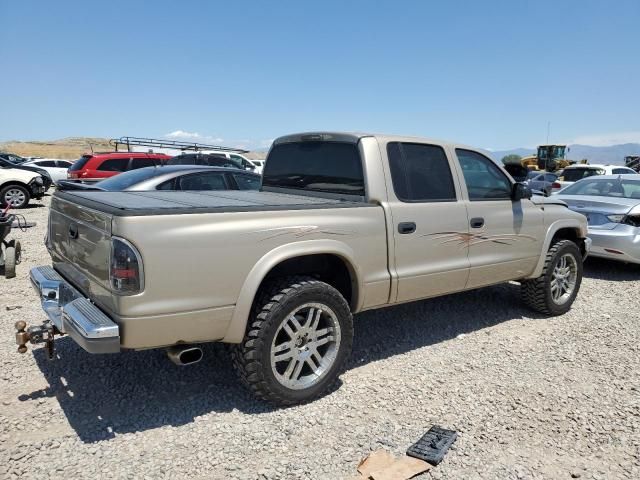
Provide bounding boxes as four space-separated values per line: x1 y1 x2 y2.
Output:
15 320 61 359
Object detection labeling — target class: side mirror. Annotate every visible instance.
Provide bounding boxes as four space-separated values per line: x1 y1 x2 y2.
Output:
512 182 532 201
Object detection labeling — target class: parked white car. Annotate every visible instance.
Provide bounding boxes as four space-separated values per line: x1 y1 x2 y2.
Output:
250 159 265 174
552 164 637 193
23 159 74 183
200 150 257 172
0 166 46 208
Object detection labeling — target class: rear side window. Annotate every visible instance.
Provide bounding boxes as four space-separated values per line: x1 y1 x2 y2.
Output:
612 168 635 175
97 158 129 172
129 158 157 170
387 142 456 202
37 160 57 167
456 149 512 200
233 173 261 190
57 160 73 168
68 155 92 171
263 142 364 196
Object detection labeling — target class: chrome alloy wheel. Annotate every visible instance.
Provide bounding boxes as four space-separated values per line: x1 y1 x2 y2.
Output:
4 188 26 207
270 302 342 390
550 253 578 305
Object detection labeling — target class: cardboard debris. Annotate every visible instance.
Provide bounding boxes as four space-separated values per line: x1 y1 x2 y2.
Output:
355 449 431 480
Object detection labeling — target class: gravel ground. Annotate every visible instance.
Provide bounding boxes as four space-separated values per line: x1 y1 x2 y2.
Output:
1 194 639 480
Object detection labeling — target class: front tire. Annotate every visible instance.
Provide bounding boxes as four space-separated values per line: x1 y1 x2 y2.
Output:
232 276 353 406
521 239 583 315
0 185 30 209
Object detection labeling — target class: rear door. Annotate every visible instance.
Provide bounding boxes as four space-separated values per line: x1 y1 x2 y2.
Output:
454 149 543 287
386 141 470 302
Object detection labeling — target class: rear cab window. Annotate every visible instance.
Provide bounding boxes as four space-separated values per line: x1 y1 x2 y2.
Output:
262 141 365 198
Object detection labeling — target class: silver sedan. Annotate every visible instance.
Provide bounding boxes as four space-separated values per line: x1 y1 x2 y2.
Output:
556 174 640 264
57 165 261 192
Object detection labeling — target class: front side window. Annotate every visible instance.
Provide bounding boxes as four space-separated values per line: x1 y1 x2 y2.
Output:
233 173 261 190
97 158 129 172
178 172 227 191
387 142 456 202
456 149 512 200
129 158 157 170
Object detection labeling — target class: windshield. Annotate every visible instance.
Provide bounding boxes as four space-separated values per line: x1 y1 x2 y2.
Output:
95 166 163 190
560 178 640 198
262 142 364 196
562 168 604 182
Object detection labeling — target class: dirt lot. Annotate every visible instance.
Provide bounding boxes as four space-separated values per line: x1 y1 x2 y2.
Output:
1 194 639 479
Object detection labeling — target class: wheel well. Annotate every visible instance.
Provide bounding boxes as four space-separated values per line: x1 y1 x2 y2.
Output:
1 181 29 191
259 254 357 310
551 228 585 256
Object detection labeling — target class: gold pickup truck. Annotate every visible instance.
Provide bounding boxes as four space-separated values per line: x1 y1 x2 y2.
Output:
18 132 590 406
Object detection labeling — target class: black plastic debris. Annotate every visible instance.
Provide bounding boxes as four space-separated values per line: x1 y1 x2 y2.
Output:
406 426 457 465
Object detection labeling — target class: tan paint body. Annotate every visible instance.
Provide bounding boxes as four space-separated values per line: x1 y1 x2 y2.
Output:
47 133 588 349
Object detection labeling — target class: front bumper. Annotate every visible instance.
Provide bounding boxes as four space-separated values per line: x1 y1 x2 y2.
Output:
28 182 46 199
587 225 640 264
30 266 120 353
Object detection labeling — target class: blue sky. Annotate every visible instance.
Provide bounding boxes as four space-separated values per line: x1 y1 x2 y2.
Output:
1 0 639 150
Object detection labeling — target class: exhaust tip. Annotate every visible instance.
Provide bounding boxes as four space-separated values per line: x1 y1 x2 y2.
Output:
167 345 203 366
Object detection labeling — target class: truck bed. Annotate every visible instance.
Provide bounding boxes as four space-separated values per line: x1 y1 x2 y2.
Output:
55 190 365 216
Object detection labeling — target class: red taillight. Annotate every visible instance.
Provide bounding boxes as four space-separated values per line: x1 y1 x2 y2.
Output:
552 182 561 189
110 238 143 294
68 172 77 179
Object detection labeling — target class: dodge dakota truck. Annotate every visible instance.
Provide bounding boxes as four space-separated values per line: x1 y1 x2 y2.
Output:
17 132 590 406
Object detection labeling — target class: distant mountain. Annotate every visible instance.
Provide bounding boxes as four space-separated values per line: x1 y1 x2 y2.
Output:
488 143 640 165
564 144 640 165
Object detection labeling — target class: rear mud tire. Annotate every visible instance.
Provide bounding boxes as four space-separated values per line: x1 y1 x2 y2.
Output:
231 276 353 406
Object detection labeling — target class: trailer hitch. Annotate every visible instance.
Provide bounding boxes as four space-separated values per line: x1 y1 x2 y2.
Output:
15 320 61 359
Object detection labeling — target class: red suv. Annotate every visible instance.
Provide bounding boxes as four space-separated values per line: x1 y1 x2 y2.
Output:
67 152 171 181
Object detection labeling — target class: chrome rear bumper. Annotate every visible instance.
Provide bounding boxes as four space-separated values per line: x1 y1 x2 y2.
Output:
30 266 120 353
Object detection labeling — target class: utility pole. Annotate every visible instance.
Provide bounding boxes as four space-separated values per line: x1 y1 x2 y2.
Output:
546 121 551 144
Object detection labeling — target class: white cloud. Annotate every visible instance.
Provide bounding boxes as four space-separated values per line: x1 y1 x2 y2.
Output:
164 130 224 143
569 131 640 146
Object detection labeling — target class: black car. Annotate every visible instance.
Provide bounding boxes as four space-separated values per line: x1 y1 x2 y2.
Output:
0 153 53 190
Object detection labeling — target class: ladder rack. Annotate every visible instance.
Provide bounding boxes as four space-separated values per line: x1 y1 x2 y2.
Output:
109 136 249 154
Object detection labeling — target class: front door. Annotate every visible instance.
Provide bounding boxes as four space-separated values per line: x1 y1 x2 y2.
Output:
386 141 471 303
454 149 544 288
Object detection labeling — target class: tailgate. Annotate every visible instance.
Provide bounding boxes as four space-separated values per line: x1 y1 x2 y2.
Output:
49 195 113 293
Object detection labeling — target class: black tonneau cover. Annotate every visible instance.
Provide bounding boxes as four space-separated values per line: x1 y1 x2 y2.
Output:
54 190 367 216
